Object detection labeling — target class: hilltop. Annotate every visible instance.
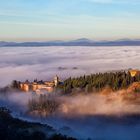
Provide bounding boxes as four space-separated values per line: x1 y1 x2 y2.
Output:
61 70 140 94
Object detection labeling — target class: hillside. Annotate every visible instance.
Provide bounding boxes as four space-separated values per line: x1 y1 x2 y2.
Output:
61 71 140 94
0 107 76 140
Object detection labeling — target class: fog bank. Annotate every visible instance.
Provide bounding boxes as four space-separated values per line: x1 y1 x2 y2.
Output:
1 46 140 86
1 46 140 139
0 88 140 139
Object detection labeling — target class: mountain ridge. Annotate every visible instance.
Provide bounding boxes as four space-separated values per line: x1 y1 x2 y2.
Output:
1 38 140 47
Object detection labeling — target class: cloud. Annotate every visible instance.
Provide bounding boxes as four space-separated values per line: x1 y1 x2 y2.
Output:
0 46 140 87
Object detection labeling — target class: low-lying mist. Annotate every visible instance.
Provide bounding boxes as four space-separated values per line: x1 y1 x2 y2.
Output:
0 88 140 139
1 46 140 87
1 90 140 117
59 94 140 116
1 46 140 139
0 91 32 113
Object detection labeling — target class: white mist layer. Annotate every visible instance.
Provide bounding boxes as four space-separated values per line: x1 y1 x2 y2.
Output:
0 91 140 139
1 46 140 86
0 46 140 139
1 91 140 116
59 94 140 116
0 92 32 113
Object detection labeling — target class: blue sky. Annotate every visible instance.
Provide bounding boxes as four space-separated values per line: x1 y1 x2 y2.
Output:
0 0 140 41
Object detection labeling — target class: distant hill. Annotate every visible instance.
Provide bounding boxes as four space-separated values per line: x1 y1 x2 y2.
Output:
1 38 140 47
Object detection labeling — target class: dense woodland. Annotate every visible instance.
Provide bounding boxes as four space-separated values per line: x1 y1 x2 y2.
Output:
60 71 140 94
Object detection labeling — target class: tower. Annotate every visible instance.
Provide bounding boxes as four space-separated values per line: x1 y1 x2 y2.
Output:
54 75 59 87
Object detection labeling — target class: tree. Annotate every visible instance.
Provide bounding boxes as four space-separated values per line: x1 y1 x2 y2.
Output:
11 80 19 89
62 71 140 94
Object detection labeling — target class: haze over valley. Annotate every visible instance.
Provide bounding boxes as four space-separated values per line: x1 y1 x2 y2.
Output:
0 46 140 87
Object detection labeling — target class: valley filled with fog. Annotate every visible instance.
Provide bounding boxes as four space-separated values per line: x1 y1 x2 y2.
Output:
1 46 140 140
0 46 140 87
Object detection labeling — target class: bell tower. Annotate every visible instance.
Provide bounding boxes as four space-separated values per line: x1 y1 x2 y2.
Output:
54 75 59 87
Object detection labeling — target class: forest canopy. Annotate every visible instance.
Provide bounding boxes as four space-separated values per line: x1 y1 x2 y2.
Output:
61 71 140 93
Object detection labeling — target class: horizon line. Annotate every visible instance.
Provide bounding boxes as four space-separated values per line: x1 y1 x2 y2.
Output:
1 38 140 43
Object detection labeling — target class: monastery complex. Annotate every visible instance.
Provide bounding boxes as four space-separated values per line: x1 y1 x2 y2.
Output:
20 75 60 94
